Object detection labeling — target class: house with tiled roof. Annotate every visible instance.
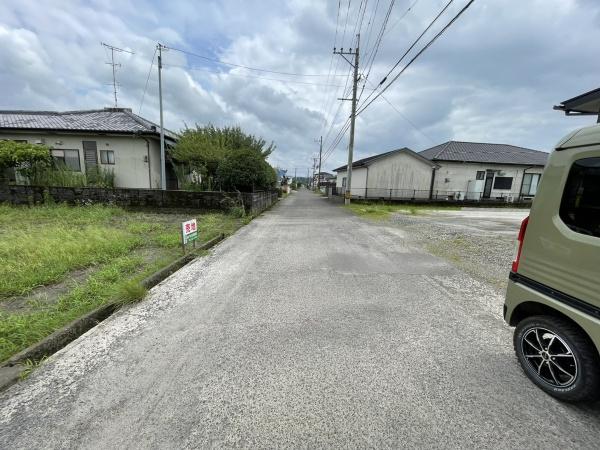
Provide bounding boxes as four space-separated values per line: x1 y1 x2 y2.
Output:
419 141 547 200
332 141 547 201
0 108 179 189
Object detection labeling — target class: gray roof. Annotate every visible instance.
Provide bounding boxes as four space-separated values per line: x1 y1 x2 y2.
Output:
419 141 548 166
554 87 600 116
0 108 178 141
334 147 437 172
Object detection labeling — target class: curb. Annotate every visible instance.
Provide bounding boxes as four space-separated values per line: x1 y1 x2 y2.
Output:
0 233 226 392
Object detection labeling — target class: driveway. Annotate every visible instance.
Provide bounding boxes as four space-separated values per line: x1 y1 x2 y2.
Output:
1 190 598 448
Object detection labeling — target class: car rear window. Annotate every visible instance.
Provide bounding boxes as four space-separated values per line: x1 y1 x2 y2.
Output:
559 157 600 238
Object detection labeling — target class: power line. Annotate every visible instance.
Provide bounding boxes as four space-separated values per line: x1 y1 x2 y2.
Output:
165 45 345 77
357 0 396 103
163 63 374 89
319 0 343 135
139 47 157 114
383 0 420 37
358 0 454 110
319 0 354 138
357 0 475 116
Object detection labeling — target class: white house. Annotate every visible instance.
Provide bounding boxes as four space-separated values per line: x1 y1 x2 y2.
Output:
419 141 547 201
333 147 439 199
333 141 548 201
0 108 179 189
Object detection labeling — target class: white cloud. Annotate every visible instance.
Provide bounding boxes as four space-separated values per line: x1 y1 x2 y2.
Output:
1 0 599 172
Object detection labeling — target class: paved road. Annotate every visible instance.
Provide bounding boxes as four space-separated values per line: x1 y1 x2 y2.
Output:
1 190 598 448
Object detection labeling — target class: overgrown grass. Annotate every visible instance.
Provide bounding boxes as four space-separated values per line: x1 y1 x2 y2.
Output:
0 203 245 362
345 202 461 220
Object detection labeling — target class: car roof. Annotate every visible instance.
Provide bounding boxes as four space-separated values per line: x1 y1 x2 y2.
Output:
556 123 600 150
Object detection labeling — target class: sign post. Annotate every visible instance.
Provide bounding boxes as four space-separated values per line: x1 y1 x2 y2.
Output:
181 218 198 254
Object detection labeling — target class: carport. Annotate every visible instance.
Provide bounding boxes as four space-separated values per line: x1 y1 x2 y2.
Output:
554 87 600 122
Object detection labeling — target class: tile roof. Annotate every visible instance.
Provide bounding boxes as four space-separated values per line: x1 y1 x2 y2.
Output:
419 141 548 166
0 108 178 141
333 147 436 172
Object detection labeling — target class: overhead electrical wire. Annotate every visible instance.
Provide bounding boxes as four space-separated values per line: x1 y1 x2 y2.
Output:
319 0 353 139
357 0 454 110
163 63 375 89
138 47 157 114
165 45 345 77
356 0 476 116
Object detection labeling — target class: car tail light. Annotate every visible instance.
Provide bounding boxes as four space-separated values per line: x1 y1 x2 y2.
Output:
512 216 529 273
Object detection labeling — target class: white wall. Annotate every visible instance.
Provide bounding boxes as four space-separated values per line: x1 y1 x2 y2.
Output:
0 132 161 188
366 151 434 199
431 161 545 199
335 151 434 199
335 167 367 197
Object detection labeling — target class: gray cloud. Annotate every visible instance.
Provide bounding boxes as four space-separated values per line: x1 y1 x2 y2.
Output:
1 0 599 173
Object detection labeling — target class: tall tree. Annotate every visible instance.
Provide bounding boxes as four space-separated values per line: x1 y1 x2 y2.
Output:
171 125 276 191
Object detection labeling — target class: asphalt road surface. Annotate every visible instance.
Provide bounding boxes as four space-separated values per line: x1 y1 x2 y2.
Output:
1 190 599 448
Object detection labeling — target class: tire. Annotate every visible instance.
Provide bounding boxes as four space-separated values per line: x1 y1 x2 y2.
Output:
513 315 600 403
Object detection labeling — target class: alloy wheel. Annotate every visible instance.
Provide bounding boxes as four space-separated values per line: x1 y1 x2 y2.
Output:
521 327 578 388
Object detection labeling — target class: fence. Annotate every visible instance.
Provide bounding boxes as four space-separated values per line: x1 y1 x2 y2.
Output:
0 184 279 215
330 187 534 203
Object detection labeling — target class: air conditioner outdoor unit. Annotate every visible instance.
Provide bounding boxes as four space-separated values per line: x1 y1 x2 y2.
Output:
34 138 45 144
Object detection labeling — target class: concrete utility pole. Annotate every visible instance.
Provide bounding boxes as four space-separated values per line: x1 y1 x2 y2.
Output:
334 34 360 205
316 136 323 188
157 43 167 191
101 42 134 108
312 157 319 190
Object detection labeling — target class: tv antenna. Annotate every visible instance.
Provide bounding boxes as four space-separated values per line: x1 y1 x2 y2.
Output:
101 42 134 107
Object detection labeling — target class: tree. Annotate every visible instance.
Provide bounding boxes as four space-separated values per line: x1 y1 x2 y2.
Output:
0 140 52 181
217 149 276 192
171 124 276 191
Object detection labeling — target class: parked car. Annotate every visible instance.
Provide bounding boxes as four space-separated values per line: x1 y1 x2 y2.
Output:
504 124 600 402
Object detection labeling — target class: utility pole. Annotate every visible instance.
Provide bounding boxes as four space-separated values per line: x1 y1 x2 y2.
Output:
101 42 134 108
316 136 323 188
334 34 360 205
157 43 167 190
312 157 318 190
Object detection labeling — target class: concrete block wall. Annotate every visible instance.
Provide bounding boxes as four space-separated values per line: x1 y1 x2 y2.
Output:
0 185 278 214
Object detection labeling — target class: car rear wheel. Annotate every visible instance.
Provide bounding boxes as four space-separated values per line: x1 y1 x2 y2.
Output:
514 315 600 402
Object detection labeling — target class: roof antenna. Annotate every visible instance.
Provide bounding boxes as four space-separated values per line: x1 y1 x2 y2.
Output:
101 42 134 108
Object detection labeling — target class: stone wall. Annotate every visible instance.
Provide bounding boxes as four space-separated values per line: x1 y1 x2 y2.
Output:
0 185 278 214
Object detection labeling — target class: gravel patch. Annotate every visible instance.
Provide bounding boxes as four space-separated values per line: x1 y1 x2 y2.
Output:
390 212 516 294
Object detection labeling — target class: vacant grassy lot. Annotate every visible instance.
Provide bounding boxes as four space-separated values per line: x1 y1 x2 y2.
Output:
345 201 460 220
0 204 245 362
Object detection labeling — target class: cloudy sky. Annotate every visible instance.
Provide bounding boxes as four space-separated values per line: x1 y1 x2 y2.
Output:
1 0 599 173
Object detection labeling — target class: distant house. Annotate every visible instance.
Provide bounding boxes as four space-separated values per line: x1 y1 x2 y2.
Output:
0 108 179 189
332 141 548 201
333 147 438 199
419 141 547 200
314 171 335 186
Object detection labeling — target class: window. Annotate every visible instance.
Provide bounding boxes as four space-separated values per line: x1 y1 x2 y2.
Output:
100 150 115 165
476 170 485 180
51 149 80 171
342 177 347 188
559 157 600 238
493 176 513 190
521 173 541 196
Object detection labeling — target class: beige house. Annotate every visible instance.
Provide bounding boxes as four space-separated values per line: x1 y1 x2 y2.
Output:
419 141 547 201
334 147 438 199
0 108 178 189
333 141 548 202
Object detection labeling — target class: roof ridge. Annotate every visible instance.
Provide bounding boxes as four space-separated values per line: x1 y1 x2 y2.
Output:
433 141 452 159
